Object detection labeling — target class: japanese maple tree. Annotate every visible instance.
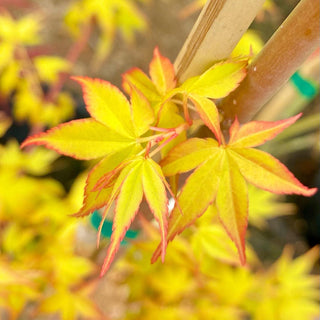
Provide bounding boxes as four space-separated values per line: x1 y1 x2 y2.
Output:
22 48 317 276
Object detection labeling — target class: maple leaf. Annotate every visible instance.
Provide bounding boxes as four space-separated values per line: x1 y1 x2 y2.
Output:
191 223 243 266
163 58 248 142
122 47 176 106
21 77 155 158
252 246 320 320
152 113 317 264
74 146 141 218
97 156 169 276
122 47 186 154
247 185 296 229
122 47 179 130
124 53 248 151
0 139 58 175
39 287 102 320
149 46 177 96
13 84 74 127
34 56 70 83
21 76 174 275
65 0 147 66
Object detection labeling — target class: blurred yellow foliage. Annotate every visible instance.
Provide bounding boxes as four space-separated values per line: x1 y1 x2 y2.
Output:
0 13 40 71
117 224 319 320
0 142 100 319
65 0 148 66
0 13 75 128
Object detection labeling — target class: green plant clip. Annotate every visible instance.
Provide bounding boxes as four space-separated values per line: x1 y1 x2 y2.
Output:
90 210 139 245
290 72 318 99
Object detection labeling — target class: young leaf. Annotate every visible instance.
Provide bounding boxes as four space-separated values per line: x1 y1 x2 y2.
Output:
34 56 70 83
247 185 296 229
129 85 155 136
188 94 222 144
191 223 241 266
95 159 142 247
65 0 146 65
39 288 101 320
21 119 133 160
122 47 177 107
149 47 176 95
179 59 248 99
122 67 160 105
161 59 248 142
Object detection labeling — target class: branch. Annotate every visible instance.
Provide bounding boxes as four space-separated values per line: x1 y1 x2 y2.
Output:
219 0 320 129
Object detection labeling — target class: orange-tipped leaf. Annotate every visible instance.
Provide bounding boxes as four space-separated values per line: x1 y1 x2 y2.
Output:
189 94 222 143
21 119 133 160
129 85 155 136
229 148 317 196
216 151 248 265
229 114 302 148
179 59 248 99
142 159 168 262
73 77 134 138
161 138 219 176
75 146 141 217
149 47 176 95
100 160 144 275
152 153 223 263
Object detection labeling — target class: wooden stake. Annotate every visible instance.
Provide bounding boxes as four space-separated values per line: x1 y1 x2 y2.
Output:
174 0 265 83
219 0 320 128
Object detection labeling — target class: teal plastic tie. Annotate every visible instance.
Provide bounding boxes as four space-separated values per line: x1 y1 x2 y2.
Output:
90 210 139 245
290 72 318 99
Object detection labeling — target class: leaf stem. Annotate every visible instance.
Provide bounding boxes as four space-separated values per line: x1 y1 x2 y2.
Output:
148 133 178 158
183 95 192 125
146 123 190 158
137 133 165 143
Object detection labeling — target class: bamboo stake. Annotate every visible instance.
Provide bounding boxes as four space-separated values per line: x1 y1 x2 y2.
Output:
255 53 320 121
174 0 265 83
219 0 320 129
